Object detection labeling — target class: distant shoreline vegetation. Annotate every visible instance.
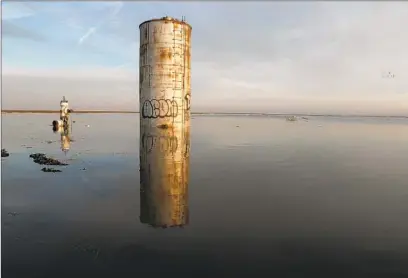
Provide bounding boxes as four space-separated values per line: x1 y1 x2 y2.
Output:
1 110 406 118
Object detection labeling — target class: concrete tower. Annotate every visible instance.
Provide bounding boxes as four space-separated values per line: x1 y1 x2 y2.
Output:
139 16 192 131
139 16 192 228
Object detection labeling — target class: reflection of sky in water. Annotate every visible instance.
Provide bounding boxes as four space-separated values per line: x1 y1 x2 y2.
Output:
2 114 408 277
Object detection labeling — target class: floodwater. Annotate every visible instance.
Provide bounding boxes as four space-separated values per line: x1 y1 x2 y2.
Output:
2 113 408 278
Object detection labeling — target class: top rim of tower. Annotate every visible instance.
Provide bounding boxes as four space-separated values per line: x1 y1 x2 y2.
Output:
139 16 192 29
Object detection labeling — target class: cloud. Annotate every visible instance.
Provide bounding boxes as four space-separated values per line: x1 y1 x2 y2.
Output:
3 66 137 81
77 1 123 45
113 63 134 70
1 2 35 20
1 2 45 41
189 2 408 106
2 21 46 41
78 27 97 45
2 67 138 110
109 2 124 17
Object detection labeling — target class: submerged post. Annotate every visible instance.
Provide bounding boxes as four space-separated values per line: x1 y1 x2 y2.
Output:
139 16 192 228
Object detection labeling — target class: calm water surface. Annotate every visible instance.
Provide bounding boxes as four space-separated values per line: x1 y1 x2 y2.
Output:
2 113 408 277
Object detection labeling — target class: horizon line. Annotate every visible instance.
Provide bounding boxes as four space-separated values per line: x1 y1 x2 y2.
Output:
1 110 406 118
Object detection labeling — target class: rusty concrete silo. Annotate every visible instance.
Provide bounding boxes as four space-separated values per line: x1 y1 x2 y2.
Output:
139 123 191 228
139 16 192 130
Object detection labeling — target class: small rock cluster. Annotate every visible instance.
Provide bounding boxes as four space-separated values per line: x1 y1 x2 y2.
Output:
29 153 68 166
2 149 10 157
41 167 62 173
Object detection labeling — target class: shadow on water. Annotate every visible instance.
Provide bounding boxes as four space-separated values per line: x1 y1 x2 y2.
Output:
139 125 191 228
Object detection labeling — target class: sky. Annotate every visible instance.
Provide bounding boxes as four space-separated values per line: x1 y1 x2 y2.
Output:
2 1 408 115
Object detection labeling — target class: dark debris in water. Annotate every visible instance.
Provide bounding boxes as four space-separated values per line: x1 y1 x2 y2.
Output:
2 149 10 157
29 153 68 166
41 167 62 173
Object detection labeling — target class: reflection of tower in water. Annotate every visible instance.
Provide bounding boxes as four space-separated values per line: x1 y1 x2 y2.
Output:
139 125 190 228
52 125 71 155
60 127 71 155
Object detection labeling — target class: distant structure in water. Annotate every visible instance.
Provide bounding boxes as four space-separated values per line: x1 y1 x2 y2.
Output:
52 96 72 130
139 16 192 130
139 125 190 228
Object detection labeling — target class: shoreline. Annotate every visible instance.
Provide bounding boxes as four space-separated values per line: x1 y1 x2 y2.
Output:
1 110 137 114
1 110 406 118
